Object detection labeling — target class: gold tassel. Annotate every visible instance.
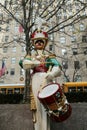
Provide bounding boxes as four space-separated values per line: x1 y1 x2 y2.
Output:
30 86 36 110
30 86 37 123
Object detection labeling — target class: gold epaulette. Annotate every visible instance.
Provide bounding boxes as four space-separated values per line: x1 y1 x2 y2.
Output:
24 54 35 59
48 54 56 58
24 54 31 58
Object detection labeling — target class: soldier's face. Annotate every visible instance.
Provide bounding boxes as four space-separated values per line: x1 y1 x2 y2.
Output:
34 39 45 50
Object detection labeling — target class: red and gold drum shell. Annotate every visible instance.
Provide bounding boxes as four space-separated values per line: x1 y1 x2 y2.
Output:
38 83 72 122
50 104 72 122
38 83 63 111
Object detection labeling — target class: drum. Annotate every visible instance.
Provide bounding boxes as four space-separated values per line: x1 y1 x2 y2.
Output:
38 83 64 111
50 103 72 122
38 83 72 122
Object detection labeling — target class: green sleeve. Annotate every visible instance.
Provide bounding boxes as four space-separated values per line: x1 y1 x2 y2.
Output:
45 58 61 68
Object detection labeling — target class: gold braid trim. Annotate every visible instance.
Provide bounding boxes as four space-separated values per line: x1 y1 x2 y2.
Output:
48 54 56 58
30 86 36 110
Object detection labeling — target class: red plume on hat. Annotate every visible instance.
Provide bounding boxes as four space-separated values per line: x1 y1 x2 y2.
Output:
31 30 48 50
31 30 48 40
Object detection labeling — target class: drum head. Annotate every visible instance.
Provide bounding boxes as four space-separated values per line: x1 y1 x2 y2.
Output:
38 83 59 99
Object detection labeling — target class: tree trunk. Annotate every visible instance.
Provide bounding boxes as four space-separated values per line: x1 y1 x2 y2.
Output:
23 69 31 103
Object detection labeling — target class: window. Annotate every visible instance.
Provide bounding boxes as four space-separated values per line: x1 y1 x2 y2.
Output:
4 0 8 7
22 46 26 52
81 9 86 16
14 88 20 94
83 47 87 55
85 61 87 68
0 27 1 31
71 36 76 42
8 14 12 20
0 80 4 84
69 24 74 32
60 37 66 44
22 35 25 40
77 87 83 92
11 58 16 64
68 87 76 92
13 41 17 45
66 0 72 5
49 35 53 41
75 75 82 82
14 26 19 33
49 45 53 51
79 23 85 31
3 47 8 53
82 35 87 42
80 0 84 2
5 36 9 42
84 87 87 92
59 25 65 32
1 88 6 94
10 68 15 75
0 21 2 24
62 61 68 69
57 11 62 19
15 21 19 27
0 13 3 22
61 49 67 55
74 61 80 69
13 36 17 41
75 2 79 7
7 19 9 24
63 76 70 82
8 88 13 94
72 48 78 55
6 26 10 31
12 46 16 53
63 10 67 19
15 13 19 18
2 58 7 64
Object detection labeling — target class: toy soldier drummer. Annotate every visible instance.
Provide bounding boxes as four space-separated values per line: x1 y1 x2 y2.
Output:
19 29 62 130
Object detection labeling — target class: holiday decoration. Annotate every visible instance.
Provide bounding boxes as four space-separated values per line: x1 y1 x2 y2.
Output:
19 28 72 130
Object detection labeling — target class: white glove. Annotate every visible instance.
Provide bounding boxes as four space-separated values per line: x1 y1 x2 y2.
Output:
45 72 54 82
51 66 61 77
23 59 34 69
45 66 61 81
32 59 40 66
23 59 41 69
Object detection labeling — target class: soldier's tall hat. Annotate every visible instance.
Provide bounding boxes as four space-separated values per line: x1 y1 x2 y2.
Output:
31 30 48 50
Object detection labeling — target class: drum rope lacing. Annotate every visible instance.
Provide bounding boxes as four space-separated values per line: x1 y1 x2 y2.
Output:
48 94 68 118
38 65 70 119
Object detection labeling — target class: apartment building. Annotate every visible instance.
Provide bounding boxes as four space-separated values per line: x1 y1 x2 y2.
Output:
0 1 26 84
48 0 87 83
0 0 87 85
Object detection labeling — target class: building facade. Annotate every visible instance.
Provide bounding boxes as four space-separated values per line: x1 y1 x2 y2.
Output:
0 0 87 85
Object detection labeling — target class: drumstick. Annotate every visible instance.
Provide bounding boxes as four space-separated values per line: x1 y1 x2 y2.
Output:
47 65 52 72
40 62 53 64
26 62 53 64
